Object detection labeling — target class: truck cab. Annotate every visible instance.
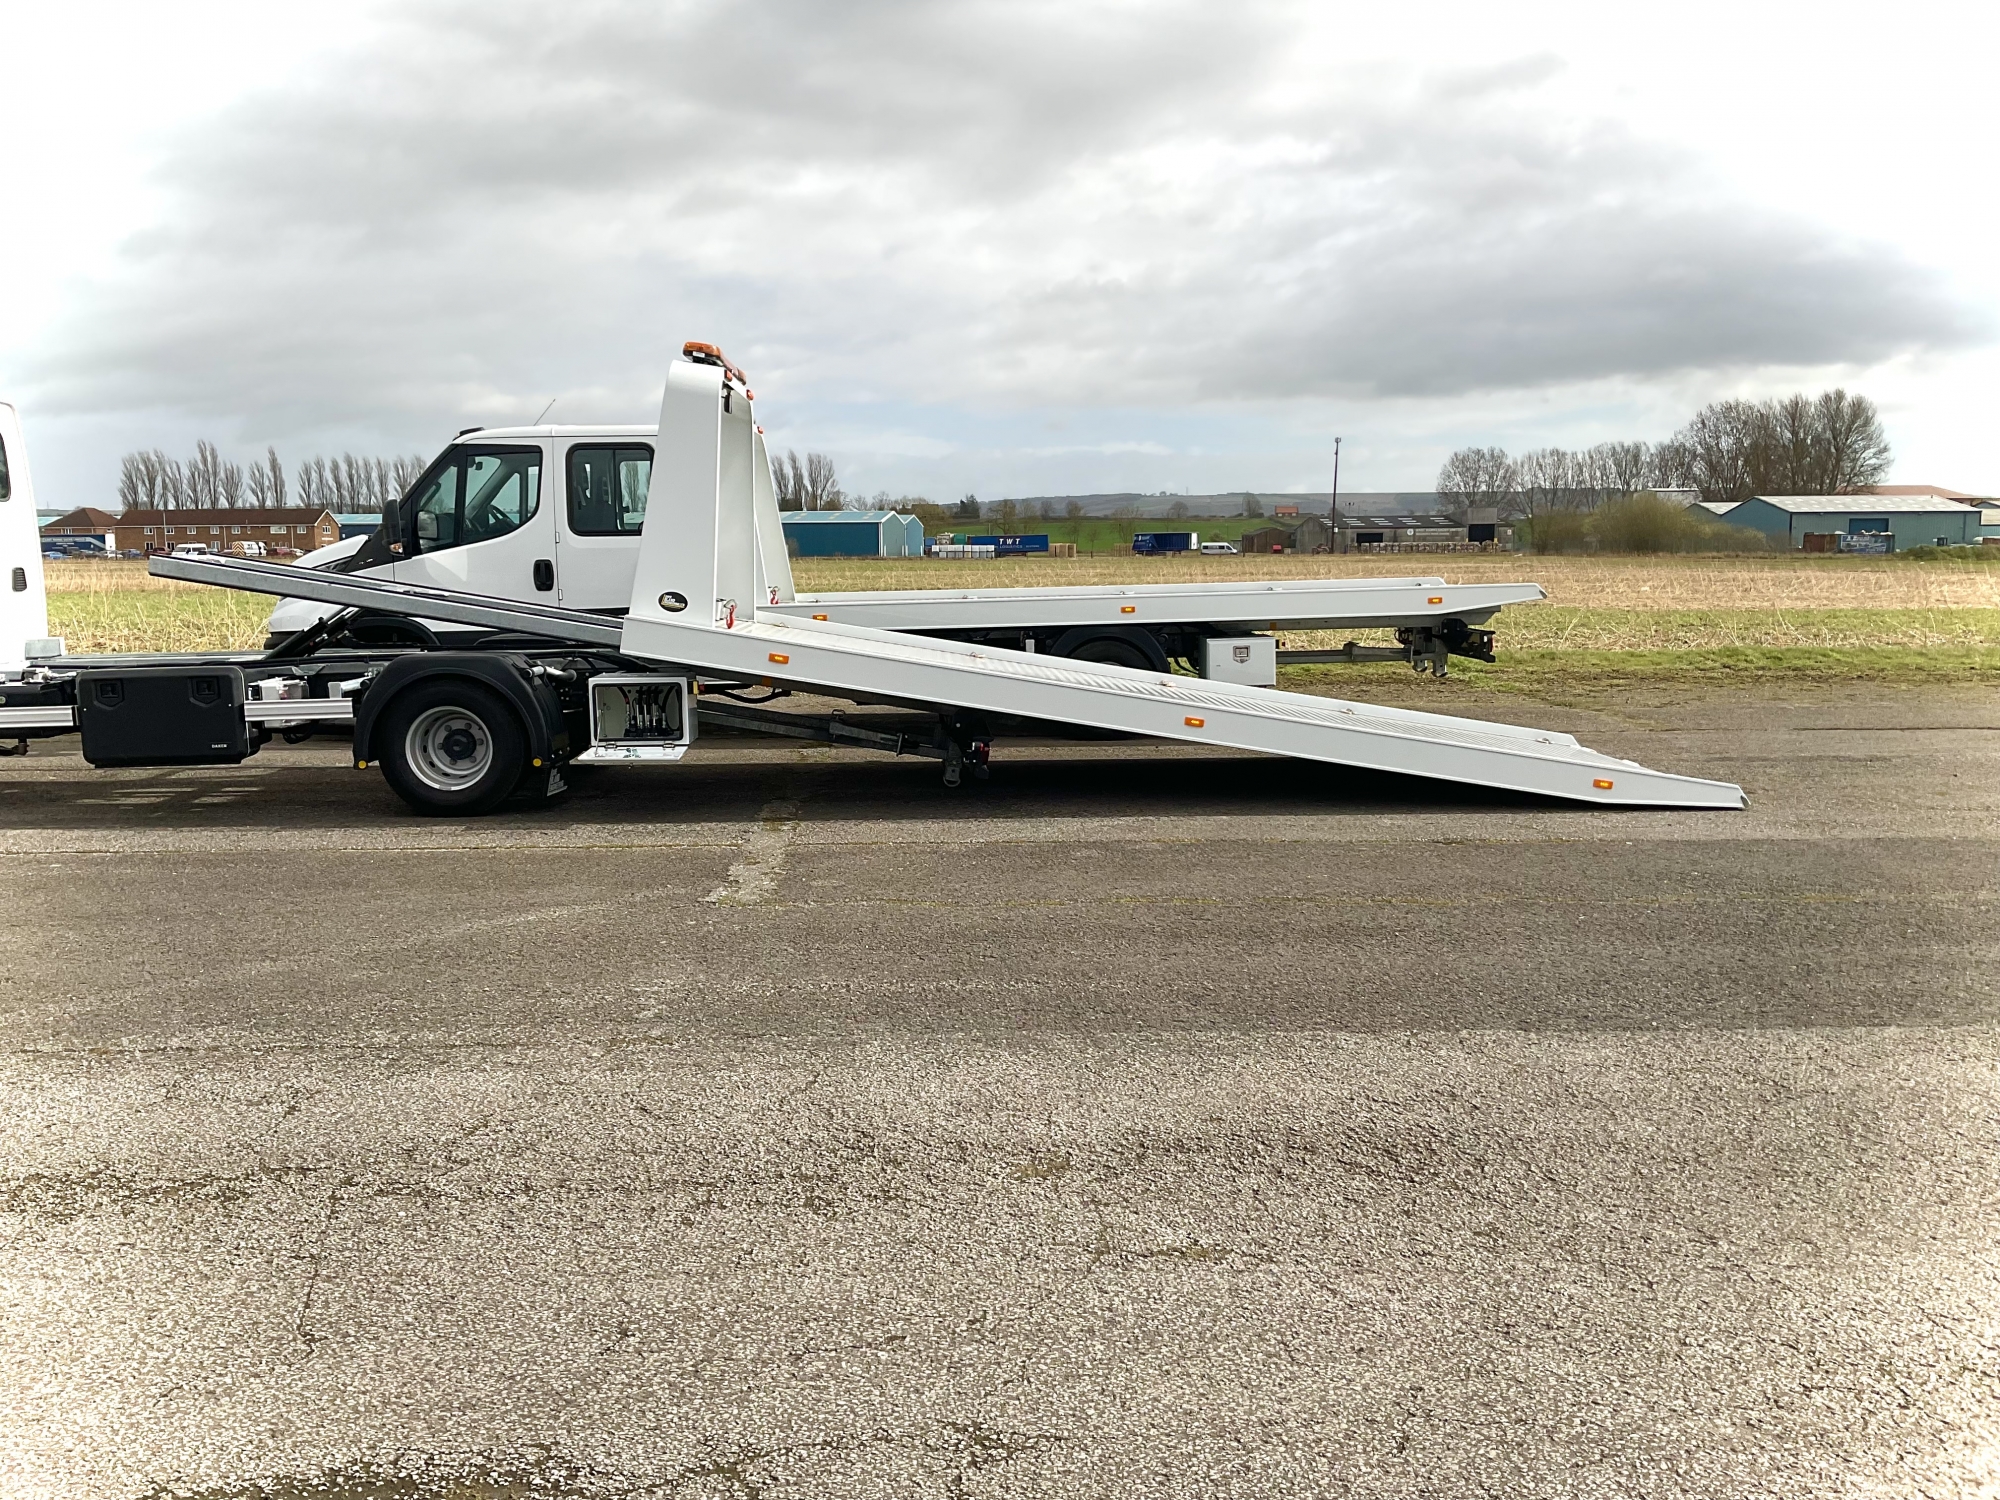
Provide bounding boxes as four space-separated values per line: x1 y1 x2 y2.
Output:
342 425 659 614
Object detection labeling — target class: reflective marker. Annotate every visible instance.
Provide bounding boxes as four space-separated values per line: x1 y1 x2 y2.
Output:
1428 595 1443 604
1593 778 1614 789
769 653 790 664
1120 605 1137 614
1185 716 1205 727
812 613 828 621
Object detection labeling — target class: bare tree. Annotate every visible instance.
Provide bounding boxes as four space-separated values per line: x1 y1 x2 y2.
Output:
1168 500 1190 519
185 440 225 509
773 450 806 511
1591 441 1653 500
1807 389 1891 493
1649 437 1696 491
159 457 186 509
118 451 170 511
802 452 843 511
296 457 332 510
392 454 426 497
1666 391 1890 503
1241 493 1262 518
1516 448 1582 514
1036 499 1056 521
1436 446 1521 521
1673 399 1771 505
1064 500 1084 519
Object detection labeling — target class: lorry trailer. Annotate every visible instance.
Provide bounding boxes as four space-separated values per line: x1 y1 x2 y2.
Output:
0 357 1745 815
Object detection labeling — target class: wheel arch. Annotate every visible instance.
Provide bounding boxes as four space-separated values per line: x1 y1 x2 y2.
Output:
353 653 565 768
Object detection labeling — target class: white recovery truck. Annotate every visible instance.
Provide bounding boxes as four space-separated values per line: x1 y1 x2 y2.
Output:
0 355 1746 813
265 354 1542 683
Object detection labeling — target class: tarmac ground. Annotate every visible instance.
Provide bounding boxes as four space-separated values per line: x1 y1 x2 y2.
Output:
2 684 1997 1498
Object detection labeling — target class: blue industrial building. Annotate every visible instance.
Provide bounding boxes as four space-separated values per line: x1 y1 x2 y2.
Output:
780 510 923 557
1725 495 1983 552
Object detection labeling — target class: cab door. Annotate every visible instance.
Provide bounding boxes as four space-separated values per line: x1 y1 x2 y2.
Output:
555 440 652 610
394 443 555 600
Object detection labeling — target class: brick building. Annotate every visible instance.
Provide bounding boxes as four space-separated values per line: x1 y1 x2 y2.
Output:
46 507 343 555
40 508 121 543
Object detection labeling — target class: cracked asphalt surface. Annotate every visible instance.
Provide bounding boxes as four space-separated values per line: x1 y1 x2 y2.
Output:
2 686 1997 1497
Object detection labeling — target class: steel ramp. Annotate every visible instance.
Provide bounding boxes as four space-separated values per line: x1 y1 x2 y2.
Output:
621 609 1742 808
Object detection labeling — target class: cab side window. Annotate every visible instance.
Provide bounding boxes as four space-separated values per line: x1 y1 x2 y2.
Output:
567 445 653 535
406 447 540 553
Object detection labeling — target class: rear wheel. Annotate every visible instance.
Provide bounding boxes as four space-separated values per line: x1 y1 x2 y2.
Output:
1061 636 1153 671
377 680 527 816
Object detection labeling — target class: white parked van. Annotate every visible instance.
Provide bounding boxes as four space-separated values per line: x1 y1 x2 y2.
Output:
1199 540 1239 555
169 543 213 558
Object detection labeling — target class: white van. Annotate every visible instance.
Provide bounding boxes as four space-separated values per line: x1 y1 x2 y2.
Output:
1199 540 1239 555
169 542 213 558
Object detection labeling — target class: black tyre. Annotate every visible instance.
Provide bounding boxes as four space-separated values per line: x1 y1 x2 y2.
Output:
376 679 528 816
1062 636 1153 671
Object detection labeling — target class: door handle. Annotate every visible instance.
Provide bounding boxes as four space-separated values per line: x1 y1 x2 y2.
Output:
533 559 554 592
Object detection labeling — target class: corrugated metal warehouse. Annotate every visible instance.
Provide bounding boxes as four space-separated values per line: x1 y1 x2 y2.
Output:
1724 495 1983 551
780 511 924 558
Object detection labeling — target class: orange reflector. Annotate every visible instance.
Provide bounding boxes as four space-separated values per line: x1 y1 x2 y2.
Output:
769 653 790 664
1120 605 1137 613
1428 595 1443 604
1593 778 1614 789
1185 716 1205 728
812 613 828 621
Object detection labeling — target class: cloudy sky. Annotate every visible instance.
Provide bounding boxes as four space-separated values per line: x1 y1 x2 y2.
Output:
3 0 1996 507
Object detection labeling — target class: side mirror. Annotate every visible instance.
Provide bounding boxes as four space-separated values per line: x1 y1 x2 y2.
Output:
415 511 438 540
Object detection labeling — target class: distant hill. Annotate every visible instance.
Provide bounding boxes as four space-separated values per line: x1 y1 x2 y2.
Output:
1001 491 1439 518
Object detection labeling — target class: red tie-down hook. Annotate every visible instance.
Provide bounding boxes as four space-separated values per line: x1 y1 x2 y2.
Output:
722 599 738 629
768 586 779 605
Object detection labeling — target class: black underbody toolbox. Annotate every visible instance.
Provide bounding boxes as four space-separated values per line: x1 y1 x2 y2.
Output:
76 665 253 767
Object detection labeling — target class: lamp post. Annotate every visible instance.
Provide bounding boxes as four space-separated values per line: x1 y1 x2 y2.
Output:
1331 437 1343 553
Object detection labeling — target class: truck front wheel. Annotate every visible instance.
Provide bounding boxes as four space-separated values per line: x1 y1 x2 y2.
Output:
376 679 528 816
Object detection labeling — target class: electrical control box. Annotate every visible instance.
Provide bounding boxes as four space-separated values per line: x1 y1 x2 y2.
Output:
576 674 695 763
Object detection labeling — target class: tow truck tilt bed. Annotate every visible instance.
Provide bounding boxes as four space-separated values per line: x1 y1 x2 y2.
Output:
0 358 1745 813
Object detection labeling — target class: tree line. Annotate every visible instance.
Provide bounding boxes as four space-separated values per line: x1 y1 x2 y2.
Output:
1436 390 1892 520
118 443 431 513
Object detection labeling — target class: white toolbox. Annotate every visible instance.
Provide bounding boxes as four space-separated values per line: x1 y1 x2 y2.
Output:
1200 634 1277 687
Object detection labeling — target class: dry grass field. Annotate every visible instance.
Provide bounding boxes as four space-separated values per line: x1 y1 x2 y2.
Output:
43 560 272 652
794 551 2000 609
38 556 2000 684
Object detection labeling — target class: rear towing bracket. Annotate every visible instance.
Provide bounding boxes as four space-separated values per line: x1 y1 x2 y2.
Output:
1276 619 1497 678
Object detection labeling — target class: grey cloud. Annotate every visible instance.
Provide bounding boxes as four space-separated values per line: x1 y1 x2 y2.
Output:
28 0 1981 439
